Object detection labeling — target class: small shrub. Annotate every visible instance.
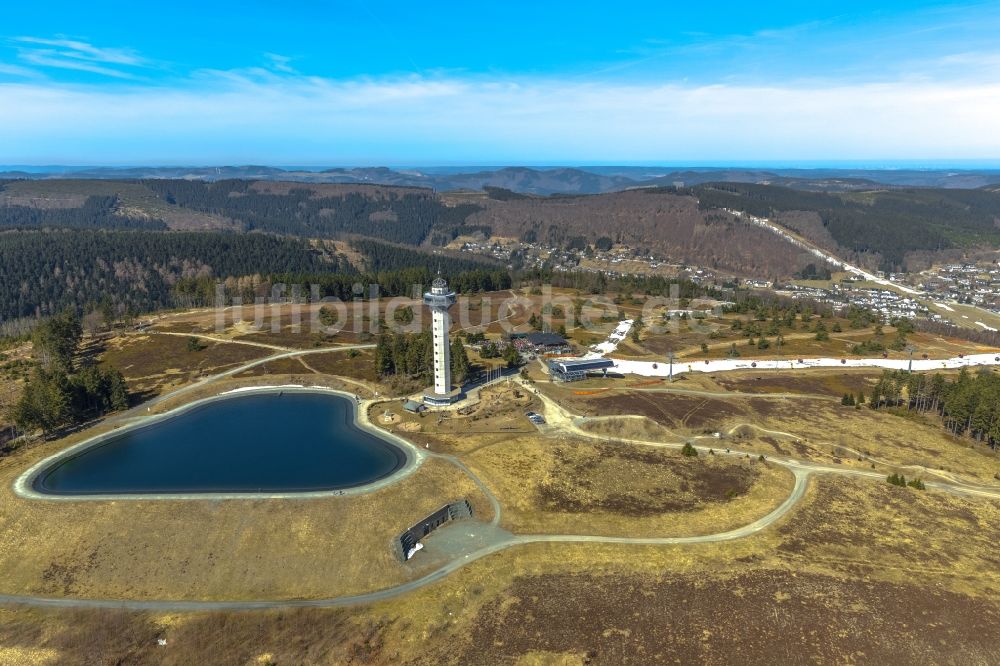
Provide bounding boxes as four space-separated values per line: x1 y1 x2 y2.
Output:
887 473 907 487
318 306 339 326
681 442 698 457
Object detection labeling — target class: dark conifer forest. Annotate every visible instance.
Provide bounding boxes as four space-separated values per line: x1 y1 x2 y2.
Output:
141 179 481 245
0 230 330 319
3 176 1000 326
0 195 167 231
689 183 1000 270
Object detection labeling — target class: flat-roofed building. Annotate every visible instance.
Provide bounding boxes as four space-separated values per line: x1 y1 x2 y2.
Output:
512 331 571 354
548 357 615 382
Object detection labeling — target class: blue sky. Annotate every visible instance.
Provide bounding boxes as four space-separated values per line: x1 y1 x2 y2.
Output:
2 1 1000 165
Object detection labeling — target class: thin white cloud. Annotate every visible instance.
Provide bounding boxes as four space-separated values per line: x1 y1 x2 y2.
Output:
14 36 144 65
1 74 999 163
17 51 139 79
936 51 1000 69
0 62 42 79
11 36 147 79
264 52 296 74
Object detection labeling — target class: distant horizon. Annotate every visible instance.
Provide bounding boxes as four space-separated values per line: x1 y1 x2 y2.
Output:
6 160 1000 173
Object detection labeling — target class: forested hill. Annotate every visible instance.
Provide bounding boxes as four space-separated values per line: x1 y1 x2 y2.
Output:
688 183 1000 271
3 177 1000 286
0 194 167 231
0 230 337 321
141 179 480 245
0 231 507 325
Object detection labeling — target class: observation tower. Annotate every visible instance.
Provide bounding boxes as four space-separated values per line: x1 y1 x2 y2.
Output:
422 276 461 405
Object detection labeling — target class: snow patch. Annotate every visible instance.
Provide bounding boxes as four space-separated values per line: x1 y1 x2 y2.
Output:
610 353 1000 377
589 319 634 355
222 384 304 394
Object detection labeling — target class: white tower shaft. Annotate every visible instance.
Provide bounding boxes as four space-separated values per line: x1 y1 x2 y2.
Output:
423 275 457 399
432 307 451 395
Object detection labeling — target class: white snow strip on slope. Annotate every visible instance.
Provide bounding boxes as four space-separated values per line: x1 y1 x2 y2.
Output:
609 353 1000 378
975 321 999 332
222 384 305 394
729 209 922 295
934 302 955 312
588 319 634 355
559 320 1000 377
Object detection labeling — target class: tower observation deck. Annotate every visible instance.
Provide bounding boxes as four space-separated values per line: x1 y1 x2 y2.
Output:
423 276 459 404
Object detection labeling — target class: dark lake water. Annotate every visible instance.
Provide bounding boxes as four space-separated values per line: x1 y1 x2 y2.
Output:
33 392 407 495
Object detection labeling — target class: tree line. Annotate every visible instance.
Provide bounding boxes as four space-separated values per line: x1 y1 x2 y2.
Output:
172 263 513 310
0 229 333 320
374 330 472 386
10 310 129 436
0 227 514 325
519 268 720 300
913 318 1000 348
348 238 501 274
869 367 1000 448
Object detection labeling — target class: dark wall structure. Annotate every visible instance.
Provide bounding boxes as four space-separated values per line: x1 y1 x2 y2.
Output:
397 499 474 561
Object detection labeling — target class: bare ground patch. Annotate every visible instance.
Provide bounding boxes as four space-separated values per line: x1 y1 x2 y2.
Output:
464 435 794 537
538 442 760 515
462 570 1000 665
578 415 679 443
593 391 750 430
775 476 1000 582
713 369 880 398
99 334 267 397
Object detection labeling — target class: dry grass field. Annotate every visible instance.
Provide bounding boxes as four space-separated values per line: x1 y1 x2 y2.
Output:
150 290 525 347
459 434 795 537
545 382 1000 484
98 334 268 398
2 475 999 664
